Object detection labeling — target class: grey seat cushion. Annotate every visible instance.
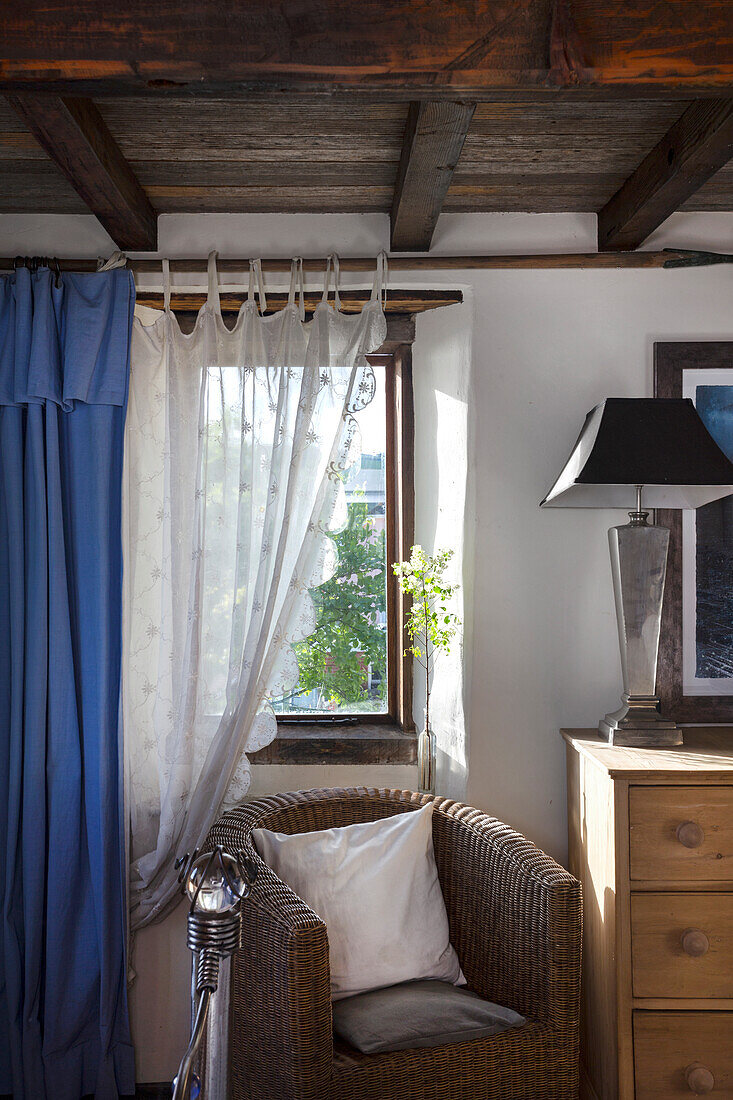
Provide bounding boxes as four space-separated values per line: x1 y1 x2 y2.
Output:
332 979 526 1054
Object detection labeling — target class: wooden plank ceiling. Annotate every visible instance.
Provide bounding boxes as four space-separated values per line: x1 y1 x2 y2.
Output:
0 0 732 252
3 96 733 217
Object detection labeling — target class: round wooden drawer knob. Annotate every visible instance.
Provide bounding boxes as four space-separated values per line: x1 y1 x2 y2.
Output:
686 1062 715 1094
677 821 705 849
681 928 710 957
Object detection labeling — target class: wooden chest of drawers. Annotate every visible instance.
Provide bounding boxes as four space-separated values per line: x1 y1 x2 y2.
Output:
563 729 733 1100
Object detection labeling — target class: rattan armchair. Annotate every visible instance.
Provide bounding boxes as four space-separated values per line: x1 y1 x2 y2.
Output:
207 787 582 1100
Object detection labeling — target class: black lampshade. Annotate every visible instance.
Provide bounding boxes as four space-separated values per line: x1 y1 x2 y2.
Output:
541 398 733 509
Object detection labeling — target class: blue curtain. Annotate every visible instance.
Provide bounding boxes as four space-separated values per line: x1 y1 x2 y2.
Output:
0 267 136 1099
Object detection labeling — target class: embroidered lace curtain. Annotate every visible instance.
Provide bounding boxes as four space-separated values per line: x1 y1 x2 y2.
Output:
123 253 387 927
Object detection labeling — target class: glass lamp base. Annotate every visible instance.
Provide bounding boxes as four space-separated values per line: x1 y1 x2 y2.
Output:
599 694 682 747
603 513 683 750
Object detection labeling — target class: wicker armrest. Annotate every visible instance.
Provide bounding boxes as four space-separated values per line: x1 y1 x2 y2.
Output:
432 801 582 1033
207 808 333 1100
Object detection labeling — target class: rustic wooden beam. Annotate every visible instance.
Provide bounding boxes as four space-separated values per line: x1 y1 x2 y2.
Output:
598 98 733 251
547 0 588 87
6 94 157 250
136 289 463 314
390 101 475 251
1 1 733 97
0 250 725 274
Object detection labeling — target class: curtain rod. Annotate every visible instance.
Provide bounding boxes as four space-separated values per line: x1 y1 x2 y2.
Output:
1 250 731 273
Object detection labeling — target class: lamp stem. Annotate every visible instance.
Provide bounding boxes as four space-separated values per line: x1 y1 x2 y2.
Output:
599 505 681 747
628 484 649 527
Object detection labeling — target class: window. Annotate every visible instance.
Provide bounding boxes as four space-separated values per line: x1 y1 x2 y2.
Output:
271 339 415 739
271 361 389 716
174 307 417 762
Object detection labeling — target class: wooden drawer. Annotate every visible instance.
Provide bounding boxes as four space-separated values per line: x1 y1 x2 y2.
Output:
632 893 733 998
635 1012 733 1098
630 786 733 882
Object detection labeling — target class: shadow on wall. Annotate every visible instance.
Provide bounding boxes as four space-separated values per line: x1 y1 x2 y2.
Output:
412 297 474 803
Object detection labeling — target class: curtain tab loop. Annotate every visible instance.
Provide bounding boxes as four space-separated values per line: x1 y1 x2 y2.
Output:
333 254 341 312
247 260 267 315
371 250 389 309
207 251 220 312
162 259 171 312
288 258 305 321
322 253 342 311
255 259 267 315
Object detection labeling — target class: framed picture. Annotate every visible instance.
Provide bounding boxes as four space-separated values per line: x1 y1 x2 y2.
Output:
655 342 733 724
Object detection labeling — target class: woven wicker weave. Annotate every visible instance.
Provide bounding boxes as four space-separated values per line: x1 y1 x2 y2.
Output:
207 787 582 1100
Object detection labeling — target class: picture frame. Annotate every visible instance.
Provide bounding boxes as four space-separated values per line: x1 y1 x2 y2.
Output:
655 341 733 724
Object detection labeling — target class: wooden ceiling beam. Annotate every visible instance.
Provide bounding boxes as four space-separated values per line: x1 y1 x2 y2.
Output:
1 1 733 97
598 98 733 251
390 101 475 251
6 94 157 250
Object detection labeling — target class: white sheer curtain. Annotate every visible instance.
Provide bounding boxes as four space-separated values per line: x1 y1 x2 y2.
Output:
123 253 387 927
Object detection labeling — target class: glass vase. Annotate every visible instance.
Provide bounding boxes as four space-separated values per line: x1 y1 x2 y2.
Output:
417 725 436 795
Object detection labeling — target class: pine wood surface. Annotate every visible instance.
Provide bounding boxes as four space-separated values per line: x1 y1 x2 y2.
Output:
629 786 733 883
634 1012 733 1098
631 893 733 999
562 728 733 779
565 730 733 1100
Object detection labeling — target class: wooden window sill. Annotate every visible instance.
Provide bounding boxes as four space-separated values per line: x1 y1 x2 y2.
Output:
249 722 417 766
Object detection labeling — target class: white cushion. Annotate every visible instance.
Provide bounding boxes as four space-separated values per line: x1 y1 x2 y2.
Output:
252 802 465 1000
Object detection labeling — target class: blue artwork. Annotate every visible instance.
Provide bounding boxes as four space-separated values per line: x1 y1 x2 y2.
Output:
695 385 733 679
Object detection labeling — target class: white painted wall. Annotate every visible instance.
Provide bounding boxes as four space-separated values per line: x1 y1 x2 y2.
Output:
3 209 733 1081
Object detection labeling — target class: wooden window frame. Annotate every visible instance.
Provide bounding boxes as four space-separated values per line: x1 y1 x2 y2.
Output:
254 314 417 765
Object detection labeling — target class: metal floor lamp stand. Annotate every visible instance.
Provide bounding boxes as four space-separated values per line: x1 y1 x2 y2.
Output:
172 846 257 1100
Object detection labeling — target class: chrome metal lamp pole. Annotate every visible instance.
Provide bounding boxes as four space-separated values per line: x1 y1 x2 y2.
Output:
541 398 733 747
172 846 258 1100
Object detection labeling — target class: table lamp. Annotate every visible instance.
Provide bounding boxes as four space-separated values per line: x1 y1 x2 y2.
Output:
541 398 733 747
